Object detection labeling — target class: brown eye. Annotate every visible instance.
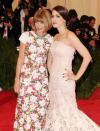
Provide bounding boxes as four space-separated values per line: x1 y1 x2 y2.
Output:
56 15 60 18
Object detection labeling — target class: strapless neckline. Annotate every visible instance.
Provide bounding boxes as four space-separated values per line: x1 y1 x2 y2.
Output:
54 40 75 52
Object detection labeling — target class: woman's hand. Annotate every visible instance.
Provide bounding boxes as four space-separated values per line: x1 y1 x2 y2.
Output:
63 70 78 81
13 78 20 94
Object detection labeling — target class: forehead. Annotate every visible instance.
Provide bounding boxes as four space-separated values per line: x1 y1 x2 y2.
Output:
91 19 95 23
52 10 60 15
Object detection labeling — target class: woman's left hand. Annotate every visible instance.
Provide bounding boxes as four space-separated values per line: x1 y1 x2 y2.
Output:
63 70 78 81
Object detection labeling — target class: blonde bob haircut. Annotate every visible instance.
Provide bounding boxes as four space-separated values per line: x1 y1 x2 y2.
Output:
33 8 52 32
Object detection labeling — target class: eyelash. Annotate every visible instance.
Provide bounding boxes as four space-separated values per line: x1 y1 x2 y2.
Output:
52 15 60 18
56 15 60 18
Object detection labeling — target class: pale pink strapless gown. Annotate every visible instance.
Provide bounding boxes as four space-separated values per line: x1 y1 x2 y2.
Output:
43 41 100 131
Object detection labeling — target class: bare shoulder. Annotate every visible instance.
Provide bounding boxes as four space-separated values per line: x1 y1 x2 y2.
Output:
54 34 59 41
68 30 81 43
67 30 84 50
68 31 76 39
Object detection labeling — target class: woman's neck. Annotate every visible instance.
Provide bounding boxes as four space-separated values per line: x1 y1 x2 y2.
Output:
35 30 46 37
58 26 68 35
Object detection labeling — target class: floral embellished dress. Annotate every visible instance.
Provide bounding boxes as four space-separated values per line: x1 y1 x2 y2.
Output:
14 31 53 131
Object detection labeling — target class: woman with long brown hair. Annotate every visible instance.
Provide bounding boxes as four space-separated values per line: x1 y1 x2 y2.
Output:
44 5 100 131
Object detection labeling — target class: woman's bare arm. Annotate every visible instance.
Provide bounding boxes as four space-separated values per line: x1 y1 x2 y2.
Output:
13 43 26 93
68 32 92 81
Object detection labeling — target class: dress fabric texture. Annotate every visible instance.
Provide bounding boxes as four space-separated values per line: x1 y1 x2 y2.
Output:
14 31 53 131
43 41 100 131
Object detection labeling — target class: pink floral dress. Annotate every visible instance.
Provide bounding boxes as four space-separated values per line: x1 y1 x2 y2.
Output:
14 31 53 131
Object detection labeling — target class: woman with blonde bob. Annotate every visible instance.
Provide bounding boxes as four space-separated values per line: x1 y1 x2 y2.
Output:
13 8 53 130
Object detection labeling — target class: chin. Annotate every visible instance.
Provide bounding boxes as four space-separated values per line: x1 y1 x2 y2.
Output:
53 24 58 28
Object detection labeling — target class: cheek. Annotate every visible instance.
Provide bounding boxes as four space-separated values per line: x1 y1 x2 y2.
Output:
51 18 55 23
40 24 45 30
42 24 45 28
58 19 65 25
51 19 54 24
35 23 38 28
